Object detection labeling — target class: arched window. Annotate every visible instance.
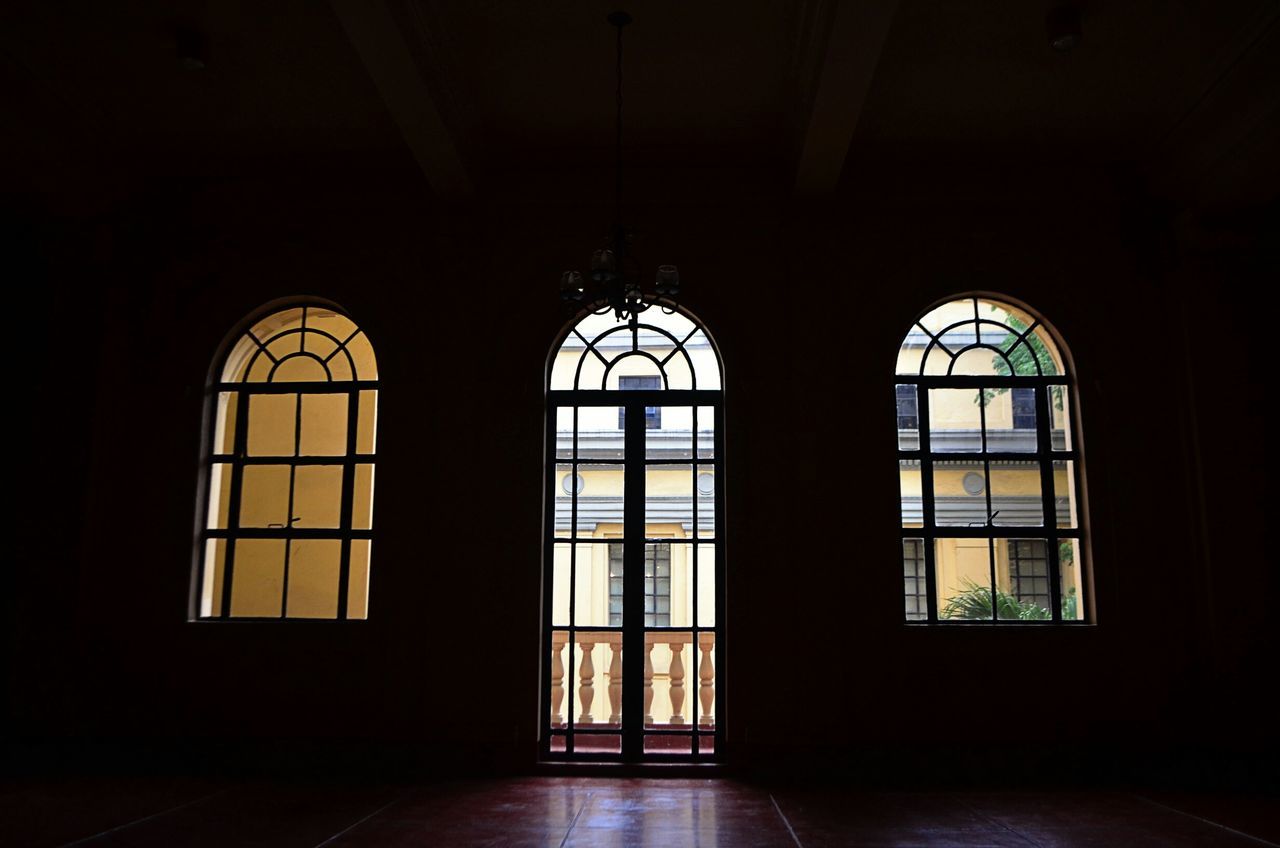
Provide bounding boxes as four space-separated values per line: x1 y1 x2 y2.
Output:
195 303 378 620
543 306 723 761
895 296 1087 623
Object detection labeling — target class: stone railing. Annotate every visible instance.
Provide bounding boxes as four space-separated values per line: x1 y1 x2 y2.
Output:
550 631 715 728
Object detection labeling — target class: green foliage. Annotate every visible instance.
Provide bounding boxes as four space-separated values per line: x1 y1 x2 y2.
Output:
940 579 1051 621
977 307 1063 409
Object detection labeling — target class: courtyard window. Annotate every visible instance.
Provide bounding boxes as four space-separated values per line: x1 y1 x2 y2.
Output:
896 296 1087 623
194 303 377 620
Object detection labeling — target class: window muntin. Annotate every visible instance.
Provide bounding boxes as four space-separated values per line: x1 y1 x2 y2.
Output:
896 296 1085 623
197 304 377 620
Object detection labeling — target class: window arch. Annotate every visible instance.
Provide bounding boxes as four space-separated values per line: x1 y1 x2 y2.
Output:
543 305 723 761
195 302 378 620
895 296 1087 623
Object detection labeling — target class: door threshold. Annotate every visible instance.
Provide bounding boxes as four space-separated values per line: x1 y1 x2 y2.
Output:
534 760 726 777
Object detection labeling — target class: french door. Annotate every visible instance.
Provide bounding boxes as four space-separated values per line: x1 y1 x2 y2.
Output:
541 390 723 761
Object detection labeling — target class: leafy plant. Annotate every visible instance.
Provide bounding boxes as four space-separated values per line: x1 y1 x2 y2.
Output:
940 579 1051 621
977 307 1064 409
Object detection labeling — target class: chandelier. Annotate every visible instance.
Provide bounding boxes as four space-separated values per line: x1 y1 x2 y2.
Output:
559 11 680 322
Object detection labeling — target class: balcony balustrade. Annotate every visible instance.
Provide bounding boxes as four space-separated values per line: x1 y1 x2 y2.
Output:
549 630 715 729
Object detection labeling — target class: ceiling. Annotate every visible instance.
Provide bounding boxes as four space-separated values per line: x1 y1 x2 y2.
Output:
3 0 1276 210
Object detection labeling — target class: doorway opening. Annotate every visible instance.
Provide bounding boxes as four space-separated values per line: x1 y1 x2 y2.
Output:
542 305 723 761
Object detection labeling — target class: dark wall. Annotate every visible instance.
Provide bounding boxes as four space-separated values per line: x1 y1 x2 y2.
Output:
7 163 1274 782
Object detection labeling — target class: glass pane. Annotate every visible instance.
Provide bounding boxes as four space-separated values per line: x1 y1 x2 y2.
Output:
577 345 608 390
896 326 928 375
307 308 357 349
645 632 694 727
664 349 694 390
298 394 348 456
200 538 226 617
325 348 353 382
352 464 375 530
646 465 692 539
345 331 377 380
575 464 623 539
246 349 273 382
206 463 233 529
555 406 575 460
998 538 1053 621
899 460 922 528
935 538 994 620
573 542 620 627
212 391 238 454
647 407 692 459
928 388 983 452
347 539 371 619
695 464 715 538
357 390 378 454
265 331 301 361
646 542 685 627
933 462 987 527
983 388 1038 452
1059 539 1085 621
273 355 327 382
902 538 927 621
239 465 291 528
696 543 716 627
301 328 337 360
250 310 301 344
549 630 571 728
685 331 720 390
895 384 919 449
950 347 999 376
1054 460 1080 528
293 465 343 529
696 406 715 458
551 543 571 626
285 539 341 619
577 404 623 443
573 633 622 727
229 539 285 617
1049 385 1072 450
989 464 1043 527
246 394 297 456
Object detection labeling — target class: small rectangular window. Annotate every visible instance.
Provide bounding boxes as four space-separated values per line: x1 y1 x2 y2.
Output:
895 384 919 431
1012 387 1037 430
618 376 661 429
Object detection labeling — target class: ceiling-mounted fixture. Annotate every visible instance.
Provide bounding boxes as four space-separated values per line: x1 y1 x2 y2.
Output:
1046 6 1083 52
559 11 681 322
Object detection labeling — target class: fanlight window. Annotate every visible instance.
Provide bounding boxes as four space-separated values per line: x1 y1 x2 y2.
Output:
549 308 721 391
196 304 378 620
895 296 1086 623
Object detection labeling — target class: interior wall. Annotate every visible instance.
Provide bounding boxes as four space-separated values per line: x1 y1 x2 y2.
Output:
6 163 1272 780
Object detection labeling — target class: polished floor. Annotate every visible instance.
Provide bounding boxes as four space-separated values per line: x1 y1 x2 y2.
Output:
1 776 1276 847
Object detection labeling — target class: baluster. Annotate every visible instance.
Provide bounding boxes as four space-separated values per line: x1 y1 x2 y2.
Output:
668 641 686 725
607 640 623 724
643 640 655 724
577 639 595 724
698 634 715 727
550 632 567 726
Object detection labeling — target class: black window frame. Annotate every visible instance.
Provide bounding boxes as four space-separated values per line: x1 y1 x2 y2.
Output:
895 296 1088 624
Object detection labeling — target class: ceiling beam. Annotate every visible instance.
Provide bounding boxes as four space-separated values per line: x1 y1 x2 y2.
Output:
330 0 472 200
793 0 899 197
